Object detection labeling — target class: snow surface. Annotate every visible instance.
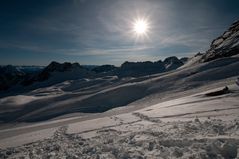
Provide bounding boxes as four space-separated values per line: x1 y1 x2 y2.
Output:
0 55 239 158
0 83 239 158
0 95 37 106
1 56 239 123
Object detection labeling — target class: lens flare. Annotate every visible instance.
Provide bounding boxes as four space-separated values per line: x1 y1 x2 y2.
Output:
133 19 149 35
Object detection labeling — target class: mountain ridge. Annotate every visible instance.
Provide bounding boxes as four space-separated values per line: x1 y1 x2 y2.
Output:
200 19 239 62
0 56 187 91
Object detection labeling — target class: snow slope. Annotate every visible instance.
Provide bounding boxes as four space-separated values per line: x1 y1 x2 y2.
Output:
0 56 239 123
0 84 239 158
1 19 239 159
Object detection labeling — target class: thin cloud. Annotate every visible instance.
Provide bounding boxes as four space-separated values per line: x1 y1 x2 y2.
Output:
0 41 153 57
68 45 154 56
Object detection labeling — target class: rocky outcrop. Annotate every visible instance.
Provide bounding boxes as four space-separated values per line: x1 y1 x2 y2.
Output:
1 57 186 91
92 65 117 73
16 66 44 74
38 62 83 81
180 57 189 64
21 62 86 86
117 56 184 77
118 60 165 77
43 61 82 73
0 65 25 91
163 56 184 71
201 20 239 62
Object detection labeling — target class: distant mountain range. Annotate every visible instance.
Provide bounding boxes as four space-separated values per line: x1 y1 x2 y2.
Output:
0 19 239 92
116 56 186 77
0 56 186 91
0 19 239 123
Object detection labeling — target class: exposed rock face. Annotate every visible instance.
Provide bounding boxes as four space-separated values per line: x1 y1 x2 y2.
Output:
201 20 239 62
0 65 25 76
43 61 82 73
163 56 184 71
21 62 85 85
92 65 117 73
38 62 83 81
180 57 189 64
16 66 44 74
118 56 184 77
120 61 164 71
89 56 184 78
0 57 186 91
0 65 25 90
118 60 165 77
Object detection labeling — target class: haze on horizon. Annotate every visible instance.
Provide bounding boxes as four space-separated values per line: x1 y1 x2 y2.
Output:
0 0 239 66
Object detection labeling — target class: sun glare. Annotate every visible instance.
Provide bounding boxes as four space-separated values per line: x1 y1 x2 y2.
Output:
133 19 149 35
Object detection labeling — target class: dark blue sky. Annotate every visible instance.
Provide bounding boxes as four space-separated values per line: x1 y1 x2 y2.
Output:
0 0 239 66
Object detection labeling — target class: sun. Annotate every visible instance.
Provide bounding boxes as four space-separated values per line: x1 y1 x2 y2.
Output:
133 19 149 35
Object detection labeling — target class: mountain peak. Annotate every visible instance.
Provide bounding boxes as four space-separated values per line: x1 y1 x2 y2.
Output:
45 61 82 72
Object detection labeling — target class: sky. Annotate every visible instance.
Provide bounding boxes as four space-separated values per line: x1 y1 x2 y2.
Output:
0 0 239 66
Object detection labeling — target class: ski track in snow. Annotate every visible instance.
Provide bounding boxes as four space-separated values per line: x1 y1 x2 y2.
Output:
1 84 239 159
1 115 239 158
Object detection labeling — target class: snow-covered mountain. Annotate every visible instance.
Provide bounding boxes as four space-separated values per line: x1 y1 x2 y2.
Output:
0 65 25 91
118 60 164 77
0 54 238 123
92 64 118 73
21 61 93 86
0 57 187 92
1 19 239 122
117 56 184 77
179 57 189 64
16 66 44 74
0 65 25 76
201 20 239 62
1 19 239 159
163 56 184 71
182 20 239 69
0 65 44 91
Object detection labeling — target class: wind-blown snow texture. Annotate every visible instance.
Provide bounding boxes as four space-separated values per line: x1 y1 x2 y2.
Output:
1 120 239 159
0 84 239 158
1 55 238 123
